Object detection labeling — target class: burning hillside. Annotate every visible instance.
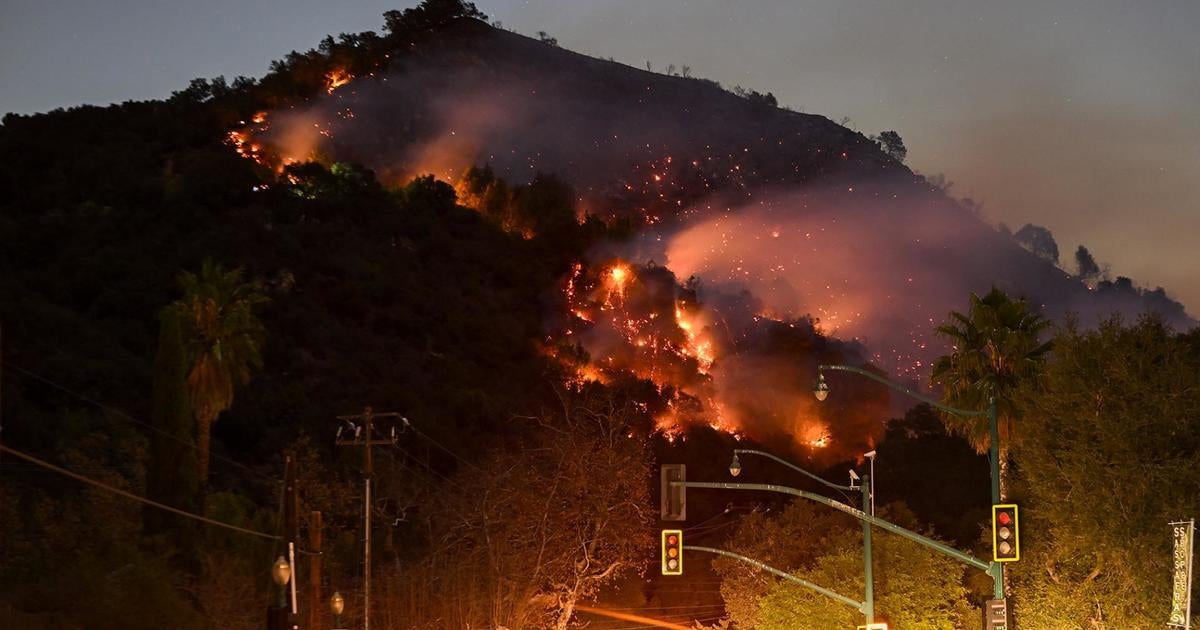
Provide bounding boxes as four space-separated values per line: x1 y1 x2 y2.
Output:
227 17 1191 458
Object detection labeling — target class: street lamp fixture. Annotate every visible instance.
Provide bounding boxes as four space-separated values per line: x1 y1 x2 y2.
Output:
330 591 345 628
729 453 742 477
271 556 291 609
813 373 830 401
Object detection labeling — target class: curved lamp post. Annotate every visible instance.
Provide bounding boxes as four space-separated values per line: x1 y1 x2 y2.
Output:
729 449 876 625
814 363 1003 600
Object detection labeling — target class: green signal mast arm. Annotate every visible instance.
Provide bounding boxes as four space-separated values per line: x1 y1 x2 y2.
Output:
685 545 866 613
675 481 995 575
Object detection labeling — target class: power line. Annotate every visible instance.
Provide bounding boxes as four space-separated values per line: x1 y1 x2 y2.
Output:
7 362 276 482
403 417 483 472
0 443 281 541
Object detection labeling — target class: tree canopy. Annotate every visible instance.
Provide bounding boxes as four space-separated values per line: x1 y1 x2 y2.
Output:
1011 315 1200 628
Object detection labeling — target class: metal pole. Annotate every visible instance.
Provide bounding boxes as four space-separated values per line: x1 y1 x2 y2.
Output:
288 542 299 618
988 399 1004 601
284 459 299 621
364 407 373 630
862 474 874 624
309 511 322 630
867 453 876 516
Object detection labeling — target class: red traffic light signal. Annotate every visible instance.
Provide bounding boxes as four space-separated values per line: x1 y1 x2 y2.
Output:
992 504 1019 562
662 529 683 575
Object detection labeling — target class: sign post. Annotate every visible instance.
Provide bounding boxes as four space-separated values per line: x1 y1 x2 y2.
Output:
1169 519 1194 629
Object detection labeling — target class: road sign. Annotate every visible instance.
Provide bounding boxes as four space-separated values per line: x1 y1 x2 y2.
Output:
1169 519 1194 628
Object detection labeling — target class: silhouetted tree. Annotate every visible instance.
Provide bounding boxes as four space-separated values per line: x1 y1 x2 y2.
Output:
145 308 201 536
1014 224 1059 264
169 261 267 482
1013 316 1200 627
877 130 907 162
931 288 1052 496
1074 245 1100 280
383 0 487 37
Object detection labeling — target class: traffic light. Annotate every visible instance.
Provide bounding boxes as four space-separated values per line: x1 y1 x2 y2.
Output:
992 504 1019 562
660 464 686 521
661 529 683 575
984 598 1008 629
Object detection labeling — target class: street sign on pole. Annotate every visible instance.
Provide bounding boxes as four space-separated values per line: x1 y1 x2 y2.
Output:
1169 519 1194 628
660 464 686 521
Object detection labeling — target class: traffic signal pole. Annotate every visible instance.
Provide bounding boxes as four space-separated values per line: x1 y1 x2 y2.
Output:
987 400 1005 601
817 364 1006 602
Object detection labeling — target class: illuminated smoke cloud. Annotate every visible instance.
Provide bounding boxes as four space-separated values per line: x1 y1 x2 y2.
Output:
241 26 1192 456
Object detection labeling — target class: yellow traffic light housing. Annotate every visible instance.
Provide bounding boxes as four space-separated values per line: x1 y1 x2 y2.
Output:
661 529 683 575
992 504 1020 562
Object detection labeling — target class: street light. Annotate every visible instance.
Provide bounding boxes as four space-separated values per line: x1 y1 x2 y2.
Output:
271 556 291 609
330 591 345 629
723 449 874 624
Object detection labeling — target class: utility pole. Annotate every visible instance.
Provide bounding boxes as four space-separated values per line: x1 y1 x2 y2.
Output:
309 511 322 630
284 456 300 629
335 407 402 630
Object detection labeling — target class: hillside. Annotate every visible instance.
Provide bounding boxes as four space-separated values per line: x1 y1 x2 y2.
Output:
243 16 1191 385
0 4 1194 628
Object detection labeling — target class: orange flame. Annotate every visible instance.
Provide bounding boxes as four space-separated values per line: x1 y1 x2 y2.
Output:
325 68 353 94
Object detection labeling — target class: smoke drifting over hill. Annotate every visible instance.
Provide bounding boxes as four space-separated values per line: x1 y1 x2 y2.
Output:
241 19 1191 456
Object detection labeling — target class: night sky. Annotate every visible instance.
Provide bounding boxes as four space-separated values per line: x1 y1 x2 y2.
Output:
4 0 1196 313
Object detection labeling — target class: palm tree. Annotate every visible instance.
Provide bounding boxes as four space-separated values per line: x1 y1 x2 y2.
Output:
930 287 1051 496
169 259 267 482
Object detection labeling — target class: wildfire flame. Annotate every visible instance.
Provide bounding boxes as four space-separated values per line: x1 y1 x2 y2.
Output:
326 68 353 94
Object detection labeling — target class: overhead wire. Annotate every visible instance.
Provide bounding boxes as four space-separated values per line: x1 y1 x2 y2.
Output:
0 443 281 541
402 417 483 472
6 362 277 483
